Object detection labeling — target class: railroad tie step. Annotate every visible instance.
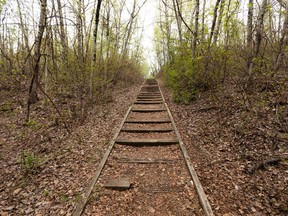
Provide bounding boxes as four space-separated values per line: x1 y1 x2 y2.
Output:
137 97 163 99
136 99 163 101
131 108 167 112
134 101 163 104
121 127 174 132
115 138 179 146
104 179 131 190
125 119 171 123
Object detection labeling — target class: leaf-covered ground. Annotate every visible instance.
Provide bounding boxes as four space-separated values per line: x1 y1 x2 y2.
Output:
160 76 288 216
1 76 287 215
0 84 140 215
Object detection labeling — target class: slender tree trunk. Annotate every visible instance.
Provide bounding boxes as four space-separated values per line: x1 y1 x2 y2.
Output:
77 0 84 70
274 8 288 71
90 0 102 99
92 0 102 65
56 0 68 64
201 0 206 41
192 0 200 59
26 0 47 121
247 0 268 85
172 0 183 42
213 0 225 45
246 0 254 72
209 0 221 46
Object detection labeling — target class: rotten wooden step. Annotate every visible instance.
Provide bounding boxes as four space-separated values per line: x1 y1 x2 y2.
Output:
138 92 161 95
115 138 179 146
137 96 163 99
134 101 163 104
136 99 163 101
125 119 171 123
104 179 131 190
131 108 166 112
121 127 174 132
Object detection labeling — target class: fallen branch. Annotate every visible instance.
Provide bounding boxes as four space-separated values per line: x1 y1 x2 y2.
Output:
248 155 288 174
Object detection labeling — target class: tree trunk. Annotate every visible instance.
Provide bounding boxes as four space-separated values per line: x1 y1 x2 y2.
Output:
90 0 102 98
201 0 207 41
246 0 254 72
56 0 68 64
77 0 84 70
247 0 268 82
209 0 221 46
274 7 288 71
192 0 200 59
213 0 225 45
172 0 183 42
26 0 47 121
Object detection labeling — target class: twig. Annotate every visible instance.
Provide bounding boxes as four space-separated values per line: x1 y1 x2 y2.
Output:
35 79 72 134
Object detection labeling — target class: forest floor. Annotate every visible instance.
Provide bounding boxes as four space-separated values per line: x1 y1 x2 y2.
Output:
0 76 287 216
0 82 140 215
160 75 288 216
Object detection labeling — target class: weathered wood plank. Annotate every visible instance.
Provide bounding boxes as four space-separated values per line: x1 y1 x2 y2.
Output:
121 127 174 132
131 108 166 112
136 98 163 101
125 119 171 123
104 179 131 190
115 138 178 146
134 101 163 104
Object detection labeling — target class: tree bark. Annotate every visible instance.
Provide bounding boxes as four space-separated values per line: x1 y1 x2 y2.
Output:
213 0 225 45
274 7 288 71
247 0 268 82
172 0 183 42
246 0 254 72
90 0 102 99
192 0 200 59
26 0 47 121
201 0 207 41
77 0 84 69
209 0 221 46
56 0 68 64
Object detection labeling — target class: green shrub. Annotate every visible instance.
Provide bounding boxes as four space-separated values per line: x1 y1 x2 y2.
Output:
21 151 43 175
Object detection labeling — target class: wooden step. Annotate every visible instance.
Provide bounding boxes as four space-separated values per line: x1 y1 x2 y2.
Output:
139 92 161 95
115 138 179 146
104 179 131 190
136 98 163 101
131 108 166 112
121 127 174 132
135 101 163 104
137 96 163 99
125 119 171 123
141 85 158 87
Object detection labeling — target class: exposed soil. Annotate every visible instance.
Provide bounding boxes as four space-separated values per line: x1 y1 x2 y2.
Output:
160 76 288 216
